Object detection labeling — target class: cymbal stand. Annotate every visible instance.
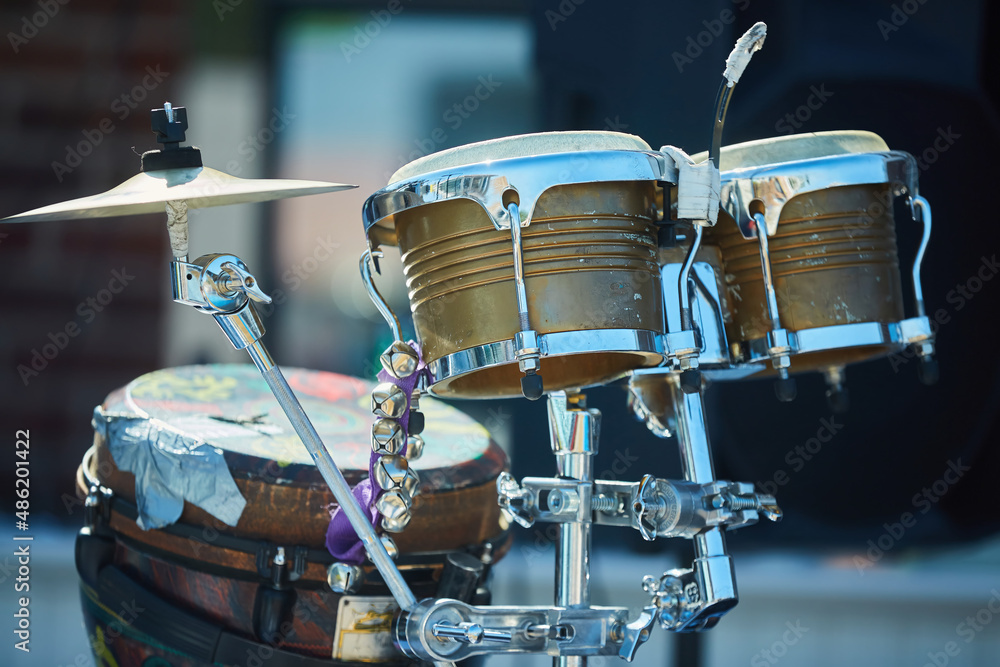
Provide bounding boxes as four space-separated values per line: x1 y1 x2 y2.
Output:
167 249 417 611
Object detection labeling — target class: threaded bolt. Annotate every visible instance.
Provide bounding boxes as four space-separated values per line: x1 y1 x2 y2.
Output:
592 495 618 512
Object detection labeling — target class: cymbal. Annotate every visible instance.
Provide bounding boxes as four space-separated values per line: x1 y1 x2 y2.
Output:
2 166 356 224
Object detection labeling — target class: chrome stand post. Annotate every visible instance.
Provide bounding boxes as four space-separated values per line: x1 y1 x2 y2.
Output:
170 256 418 612
548 392 600 667
668 375 738 630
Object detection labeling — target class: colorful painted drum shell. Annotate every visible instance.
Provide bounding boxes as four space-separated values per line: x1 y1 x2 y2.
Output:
396 180 664 398
78 553 436 665
92 364 508 555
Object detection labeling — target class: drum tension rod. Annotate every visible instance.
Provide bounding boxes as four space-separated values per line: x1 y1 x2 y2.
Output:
674 223 706 394
752 210 797 402
507 200 544 400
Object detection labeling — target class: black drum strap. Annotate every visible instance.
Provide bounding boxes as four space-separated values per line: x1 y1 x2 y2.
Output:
92 565 356 666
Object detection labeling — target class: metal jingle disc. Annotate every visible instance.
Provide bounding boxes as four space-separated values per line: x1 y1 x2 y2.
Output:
2 167 356 223
400 467 421 499
377 488 412 517
371 419 405 455
373 455 409 490
371 382 408 419
327 562 365 594
406 433 425 461
376 490 412 533
380 341 419 379
380 511 413 533
378 534 399 560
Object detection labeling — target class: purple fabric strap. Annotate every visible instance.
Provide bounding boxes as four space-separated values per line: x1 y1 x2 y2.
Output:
325 342 428 564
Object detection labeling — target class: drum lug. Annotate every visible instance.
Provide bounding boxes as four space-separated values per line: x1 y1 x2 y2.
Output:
83 479 114 532
514 329 543 401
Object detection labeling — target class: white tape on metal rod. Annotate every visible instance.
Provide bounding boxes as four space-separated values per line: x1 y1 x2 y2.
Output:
660 145 721 224
165 199 189 258
723 21 767 88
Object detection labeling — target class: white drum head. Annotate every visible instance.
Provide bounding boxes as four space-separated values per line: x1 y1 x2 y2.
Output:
389 130 652 184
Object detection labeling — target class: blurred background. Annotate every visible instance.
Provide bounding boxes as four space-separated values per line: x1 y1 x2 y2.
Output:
1 0 999 665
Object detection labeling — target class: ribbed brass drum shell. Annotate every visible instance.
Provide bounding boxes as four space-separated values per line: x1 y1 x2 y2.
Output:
396 181 663 398
709 183 905 373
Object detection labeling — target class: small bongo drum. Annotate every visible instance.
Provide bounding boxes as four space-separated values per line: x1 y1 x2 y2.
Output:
708 130 925 374
363 131 670 399
75 364 508 666
629 131 935 427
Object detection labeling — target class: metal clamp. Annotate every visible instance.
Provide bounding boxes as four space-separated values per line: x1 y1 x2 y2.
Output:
496 474 592 527
498 473 780 539
394 598 629 662
592 477 781 539
171 253 272 313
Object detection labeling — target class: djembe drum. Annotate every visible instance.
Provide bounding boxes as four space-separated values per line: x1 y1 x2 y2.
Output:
75 364 508 666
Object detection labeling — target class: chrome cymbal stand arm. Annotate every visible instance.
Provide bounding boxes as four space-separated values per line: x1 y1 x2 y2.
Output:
169 255 417 612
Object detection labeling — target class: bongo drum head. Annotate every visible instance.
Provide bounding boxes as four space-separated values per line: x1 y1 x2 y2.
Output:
389 130 652 183
692 130 889 170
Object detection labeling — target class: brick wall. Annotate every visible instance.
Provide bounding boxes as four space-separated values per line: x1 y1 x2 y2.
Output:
0 0 189 518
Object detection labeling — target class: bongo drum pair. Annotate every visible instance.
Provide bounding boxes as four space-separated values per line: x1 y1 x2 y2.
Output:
362 129 933 407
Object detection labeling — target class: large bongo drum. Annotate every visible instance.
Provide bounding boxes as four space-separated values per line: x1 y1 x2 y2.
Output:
75 364 508 666
363 131 670 399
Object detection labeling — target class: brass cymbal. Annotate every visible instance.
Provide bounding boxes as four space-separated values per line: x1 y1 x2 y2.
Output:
2 166 355 223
